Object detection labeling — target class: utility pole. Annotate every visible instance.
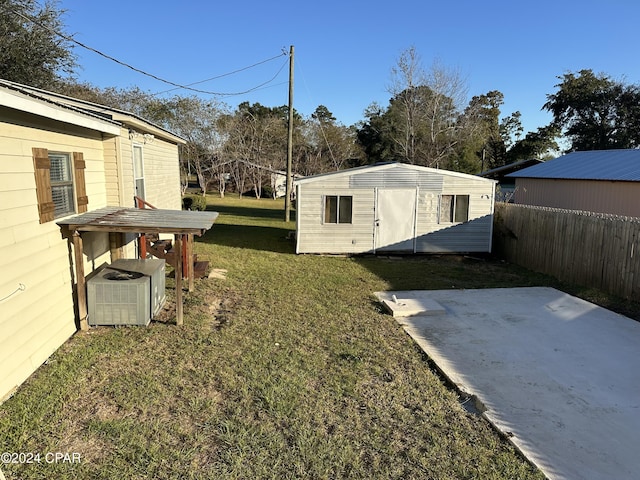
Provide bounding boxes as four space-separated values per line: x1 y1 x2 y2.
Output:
284 45 294 222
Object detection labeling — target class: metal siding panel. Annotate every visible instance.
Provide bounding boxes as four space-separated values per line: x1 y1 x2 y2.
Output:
515 178 640 217
415 179 494 252
351 170 443 189
415 216 493 252
296 184 374 253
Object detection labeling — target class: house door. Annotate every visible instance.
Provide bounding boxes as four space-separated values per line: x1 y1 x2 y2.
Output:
133 144 145 201
375 188 417 252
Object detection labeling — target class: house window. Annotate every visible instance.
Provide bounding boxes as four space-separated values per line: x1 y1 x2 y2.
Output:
32 148 88 223
133 145 145 201
440 194 469 223
49 153 75 218
324 195 353 224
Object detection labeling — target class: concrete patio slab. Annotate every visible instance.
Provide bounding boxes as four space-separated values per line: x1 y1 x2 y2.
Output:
381 296 446 317
375 287 640 480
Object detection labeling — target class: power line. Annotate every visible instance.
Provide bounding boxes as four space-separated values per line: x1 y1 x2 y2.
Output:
7 8 288 96
151 51 288 96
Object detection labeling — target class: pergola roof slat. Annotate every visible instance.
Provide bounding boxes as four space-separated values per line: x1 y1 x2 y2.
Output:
57 207 218 234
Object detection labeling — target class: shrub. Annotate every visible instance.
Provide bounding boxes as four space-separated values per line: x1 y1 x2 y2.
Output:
261 185 274 198
182 194 207 211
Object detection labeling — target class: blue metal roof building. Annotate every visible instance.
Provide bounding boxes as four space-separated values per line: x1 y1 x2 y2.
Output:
507 149 640 181
505 149 640 217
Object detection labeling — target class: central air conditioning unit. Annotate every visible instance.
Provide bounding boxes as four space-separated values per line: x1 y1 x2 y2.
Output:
110 259 166 317
87 259 165 326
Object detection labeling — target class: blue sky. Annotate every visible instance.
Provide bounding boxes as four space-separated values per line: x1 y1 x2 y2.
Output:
57 0 640 136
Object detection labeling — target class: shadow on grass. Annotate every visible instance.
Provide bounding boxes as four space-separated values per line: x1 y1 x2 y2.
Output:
199 223 296 254
195 197 297 254
354 253 552 292
356 253 640 320
206 200 296 222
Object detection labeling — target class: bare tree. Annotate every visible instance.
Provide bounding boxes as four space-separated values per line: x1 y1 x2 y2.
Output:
213 161 229 198
227 159 249 197
387 47 469 168
221 103 287 198
423 58 468 168
163 96 227 196
387 46 426 164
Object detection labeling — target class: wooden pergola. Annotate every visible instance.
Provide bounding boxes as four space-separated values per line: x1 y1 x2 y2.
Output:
58 206 218 329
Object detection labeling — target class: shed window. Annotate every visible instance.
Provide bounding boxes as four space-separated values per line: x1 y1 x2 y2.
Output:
32 148 88 223
440 195 469 223
324 195 353 224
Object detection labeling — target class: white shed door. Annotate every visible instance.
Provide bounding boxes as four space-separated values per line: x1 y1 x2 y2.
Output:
375 188 417 252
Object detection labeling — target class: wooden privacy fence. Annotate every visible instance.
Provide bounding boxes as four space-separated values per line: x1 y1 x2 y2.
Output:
493 202 640 299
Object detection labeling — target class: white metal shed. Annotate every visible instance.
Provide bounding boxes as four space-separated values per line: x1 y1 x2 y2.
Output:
294 163 496 254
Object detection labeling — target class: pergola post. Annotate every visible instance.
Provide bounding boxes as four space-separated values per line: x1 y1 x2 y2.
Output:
174 234 183 326
139 234 147 259
72 230 89 331
187 234 195 292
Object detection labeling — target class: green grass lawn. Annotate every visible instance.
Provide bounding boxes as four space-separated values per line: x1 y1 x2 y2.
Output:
2 194 606 479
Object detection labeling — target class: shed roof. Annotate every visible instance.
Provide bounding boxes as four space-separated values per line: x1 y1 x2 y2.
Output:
295 162 496 185
507 149 640 181
57 207 218 235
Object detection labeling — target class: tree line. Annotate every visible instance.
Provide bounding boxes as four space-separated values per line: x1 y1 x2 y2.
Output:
52 83 362 196
3 0 640 194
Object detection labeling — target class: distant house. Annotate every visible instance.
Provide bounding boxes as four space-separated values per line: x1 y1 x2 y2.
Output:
270 169 303 198
0 79 186 402
507 149 640 216
478 159 543 201
294 162 496 254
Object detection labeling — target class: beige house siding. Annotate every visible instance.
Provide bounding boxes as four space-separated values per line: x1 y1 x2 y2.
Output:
1 81 186 403
117 136 136 208
103 136 121 206
113 136 181 210
0 118 111 401
514 178 640 217
115 135 182 253
133 138 181 210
